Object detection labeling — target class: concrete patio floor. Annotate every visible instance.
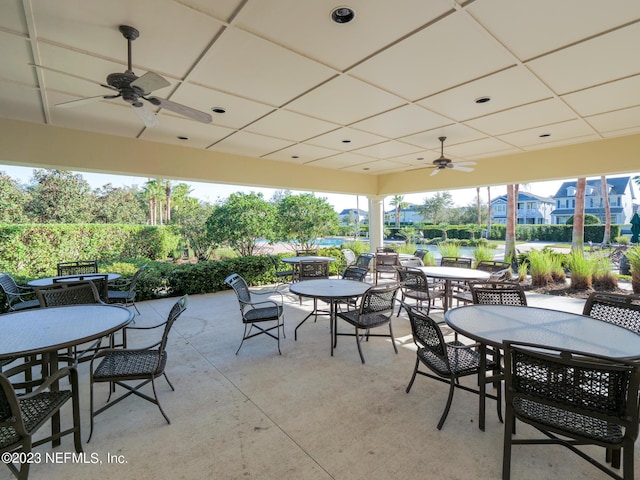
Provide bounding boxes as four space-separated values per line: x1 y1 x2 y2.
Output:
9 286 636 480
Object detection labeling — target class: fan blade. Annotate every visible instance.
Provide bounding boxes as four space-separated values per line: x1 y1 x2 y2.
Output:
29 63 118 91
131 104 159 128
131 72 170 94
430 168 441 176
55 94 118 108
454 161 477 167
451 165 475 172
147 96 212 123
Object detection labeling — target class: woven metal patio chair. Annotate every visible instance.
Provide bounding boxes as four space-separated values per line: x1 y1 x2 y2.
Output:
396 266 445 316
268 255 294 288
469 281 527 306
225 274 285 355
374 252 400 284
0 273 39 312
53 274 109 302
57 260 98 277
0 367 82 479
335 283 400 364
296 249 318 256
440 256 472 268
502 341 640 480
583 292 640 334
334 266 369 312
88 295 188 442
293 260 331 338
107 264 147 315
404 304 500 430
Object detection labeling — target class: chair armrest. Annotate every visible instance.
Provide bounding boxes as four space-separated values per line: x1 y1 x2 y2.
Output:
250 289 284 304
19 366 77 399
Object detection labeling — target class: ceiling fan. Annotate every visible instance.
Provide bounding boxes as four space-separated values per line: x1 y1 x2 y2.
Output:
35 25 212 128
428 136 476 176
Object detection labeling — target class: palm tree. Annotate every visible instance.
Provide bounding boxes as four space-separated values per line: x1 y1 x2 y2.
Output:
571 177 587 253
600 176 611 245
486 186 492 238
390 195 408 228
476 187 481 227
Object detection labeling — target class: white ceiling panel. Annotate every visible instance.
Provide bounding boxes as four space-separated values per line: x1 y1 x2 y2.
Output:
586 106 640 134
139 115 234 149
349 12 516 101
190 27 336 106
351 104 451 138
561 75 640 117
498 119 597 147
419 66 553 121
262 144 341 164
286 75 405 125
234 0 453 71
0 82 44 123
466 0 640 60
465 99 578 136
351 140 423 160
210 131 293 157
527 23 640 95
245 110 337 142
306 152 374 170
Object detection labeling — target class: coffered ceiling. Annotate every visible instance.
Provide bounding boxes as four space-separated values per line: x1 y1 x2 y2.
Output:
1 0 639 194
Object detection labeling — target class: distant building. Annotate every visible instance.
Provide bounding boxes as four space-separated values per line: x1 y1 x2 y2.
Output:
338 208 367 225
384 204 424 224
491 192 554 225
550 176 637 224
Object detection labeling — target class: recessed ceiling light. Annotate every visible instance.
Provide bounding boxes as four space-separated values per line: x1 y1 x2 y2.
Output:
342 139 351 143
417 157 424 161
291 155 299 159
539 133 551 138
363 167 370 171
475 96 491 104
177 136 189 140
331 6 355 24
211 107 226 114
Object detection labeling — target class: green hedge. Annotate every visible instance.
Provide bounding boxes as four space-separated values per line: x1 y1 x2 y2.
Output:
488 224 621 242
0 224 181 277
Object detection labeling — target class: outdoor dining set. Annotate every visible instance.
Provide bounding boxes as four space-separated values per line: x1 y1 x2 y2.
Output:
226 248 640 480
0 260 188 480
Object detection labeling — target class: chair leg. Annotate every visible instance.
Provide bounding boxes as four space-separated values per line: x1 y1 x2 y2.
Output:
355 327 365 364
235 324 250 355
389 321 398 354
406 357 419 393
437 378 456 430
502 408 514 480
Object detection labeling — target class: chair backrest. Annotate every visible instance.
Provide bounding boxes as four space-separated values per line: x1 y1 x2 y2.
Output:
375 252 400 268
413 250 427 261
0 372 26 438
359 283 400 315
440 257 472 268
476 260 511 273
54 274 109 301
583 292 640 334
396 265 430 291
376 246 396 253
341 266 368 282
57 260 98 277
225 273 252 310
35 280 103 307
296 249 318 256
0 273 21 306
341 249 357 267
404 304 447 359
127 264 147 293
355 253 375 269
158 295 188 354
469 281 527 306
400 256 424 267
298 260 330 281
504 341 640 444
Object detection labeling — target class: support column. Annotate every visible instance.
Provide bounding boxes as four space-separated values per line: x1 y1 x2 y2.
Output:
368 195 385 253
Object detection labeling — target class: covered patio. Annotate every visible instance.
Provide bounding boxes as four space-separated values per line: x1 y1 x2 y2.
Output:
14 288 622 480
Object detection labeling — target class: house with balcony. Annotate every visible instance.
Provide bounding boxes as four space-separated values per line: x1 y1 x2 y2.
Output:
490 192 554 225
385 204 424 225
550 176 637 225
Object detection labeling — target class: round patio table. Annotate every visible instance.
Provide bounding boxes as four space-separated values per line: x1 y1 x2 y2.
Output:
417 266 490 311
0 304 133 445
289 278 371 356
445 304 640 430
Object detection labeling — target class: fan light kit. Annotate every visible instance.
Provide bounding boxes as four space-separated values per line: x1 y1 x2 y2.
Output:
428 137 477 176
41 25 213 128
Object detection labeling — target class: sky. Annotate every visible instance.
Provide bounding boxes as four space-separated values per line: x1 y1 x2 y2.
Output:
2 163 634 213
